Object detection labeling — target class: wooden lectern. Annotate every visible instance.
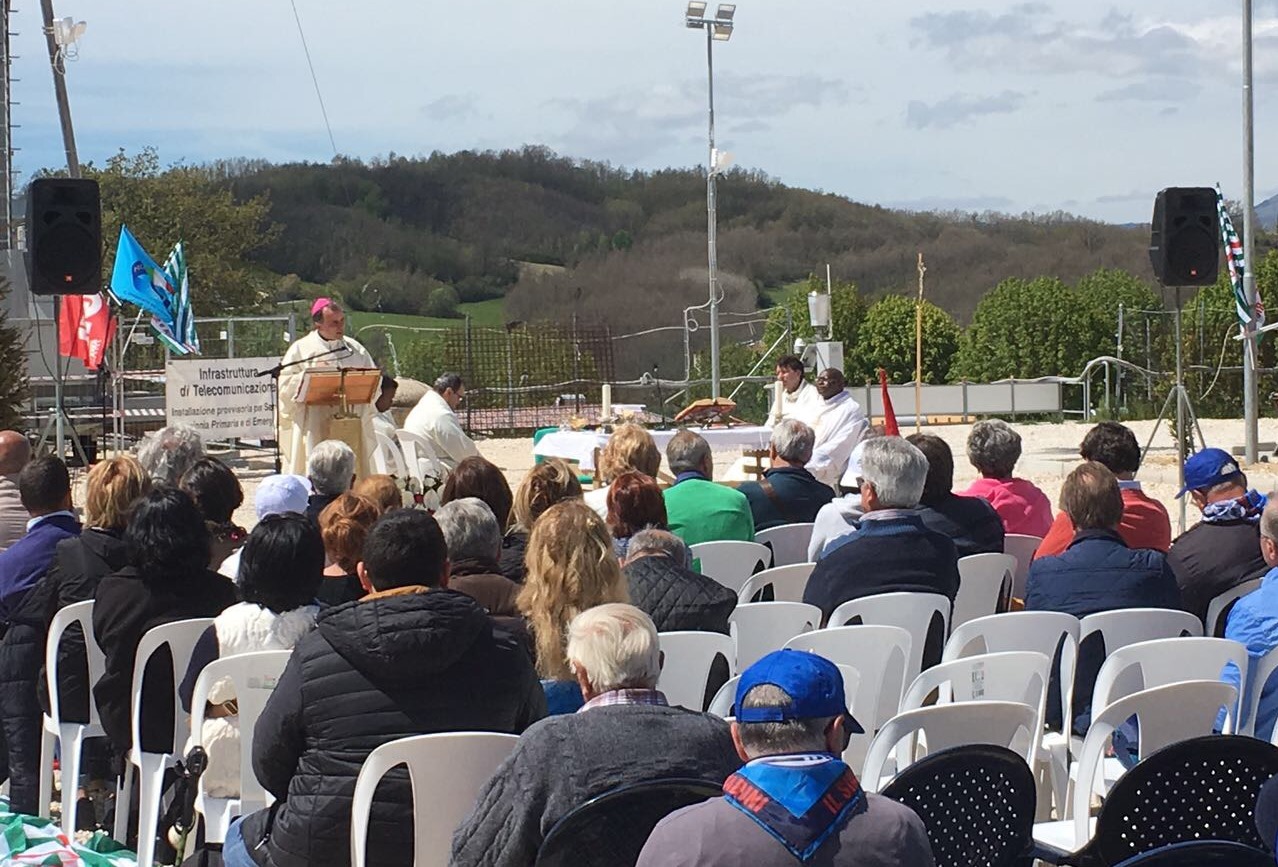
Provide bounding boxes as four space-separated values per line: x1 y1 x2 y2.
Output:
295 368 381 477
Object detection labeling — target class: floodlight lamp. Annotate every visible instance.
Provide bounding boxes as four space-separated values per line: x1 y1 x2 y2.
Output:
716 4 736 22
712 22 733 40
686 1 708 18
686 18 705 29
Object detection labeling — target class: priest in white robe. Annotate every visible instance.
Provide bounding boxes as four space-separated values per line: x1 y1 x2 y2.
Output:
768 354 824 427
278 298 378 475
807 368 869 489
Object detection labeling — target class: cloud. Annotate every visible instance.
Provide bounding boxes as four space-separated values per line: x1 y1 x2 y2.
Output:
1096 79 1200 103
885 194 1017 212
1095 190 1154 205
422 94 478 122
905 90 1026 129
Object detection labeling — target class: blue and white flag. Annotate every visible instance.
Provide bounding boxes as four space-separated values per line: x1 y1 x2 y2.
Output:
153 241 200 355
109 225 175 326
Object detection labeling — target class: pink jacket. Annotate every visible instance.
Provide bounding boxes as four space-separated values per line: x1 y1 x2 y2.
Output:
959 476 1054 538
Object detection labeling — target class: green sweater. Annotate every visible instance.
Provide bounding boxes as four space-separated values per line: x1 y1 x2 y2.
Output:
663 475 755 546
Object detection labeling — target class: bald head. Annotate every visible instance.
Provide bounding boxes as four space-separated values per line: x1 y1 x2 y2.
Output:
0 431 31 476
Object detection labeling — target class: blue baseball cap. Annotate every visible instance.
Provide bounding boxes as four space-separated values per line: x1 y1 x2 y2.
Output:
1177 448 1242 498
734 649 862 733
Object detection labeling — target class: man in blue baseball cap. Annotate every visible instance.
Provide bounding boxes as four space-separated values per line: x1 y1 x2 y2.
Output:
1167 447 1268 624
637 649 934 866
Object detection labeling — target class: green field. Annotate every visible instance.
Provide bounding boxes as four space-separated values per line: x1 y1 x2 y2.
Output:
277 298 506 333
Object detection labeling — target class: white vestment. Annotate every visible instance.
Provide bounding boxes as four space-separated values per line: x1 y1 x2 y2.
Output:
277 330 377 476
769 379 824 428
402 389 479 475
807 390 869 489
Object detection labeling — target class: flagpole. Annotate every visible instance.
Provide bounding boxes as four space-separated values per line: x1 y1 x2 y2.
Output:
915 252 925 434
1242 0 1259 464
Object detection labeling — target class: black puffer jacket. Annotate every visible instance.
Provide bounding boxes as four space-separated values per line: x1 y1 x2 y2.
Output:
624 554 737 635
240 587 546 867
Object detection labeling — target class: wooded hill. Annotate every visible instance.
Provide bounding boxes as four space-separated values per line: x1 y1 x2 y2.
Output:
209 146 1163 325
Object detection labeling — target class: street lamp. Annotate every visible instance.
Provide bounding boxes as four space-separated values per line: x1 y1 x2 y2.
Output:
685 2 735 399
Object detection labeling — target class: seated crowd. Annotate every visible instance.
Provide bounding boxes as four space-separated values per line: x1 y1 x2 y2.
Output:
0 410 1271 867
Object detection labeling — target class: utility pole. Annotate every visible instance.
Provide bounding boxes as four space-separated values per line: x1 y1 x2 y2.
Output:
1242 0 1258 464
39 0 77 178
0 0 14 250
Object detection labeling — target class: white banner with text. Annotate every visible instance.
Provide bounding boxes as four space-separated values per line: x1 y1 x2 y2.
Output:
166 357 276 440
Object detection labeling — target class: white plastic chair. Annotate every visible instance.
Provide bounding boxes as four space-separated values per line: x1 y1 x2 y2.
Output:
190 650 294 843
736 563 815 604
729 601 821 672
828 592 951 678
1078 608 1203 653
1032 680 1238 854
1002 533 1043 600
784 625 913 771
113 618 215 867
371 430 409 479
861 701 1040 792
657 631 735 711
942 610 1081 818
395 429 448 485
351 732 520 867
709 664 861 720
1246 645 1278 739
899 650 1051 770
754 523 815 568
1205 577 1263 637
953 553 1015 629
688 541 772 594
39 600 108 836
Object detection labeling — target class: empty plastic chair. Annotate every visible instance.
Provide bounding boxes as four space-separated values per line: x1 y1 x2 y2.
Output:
953 553 1015 629
190 650 294 843
729 601 821 672
395 429 448 486
40 600 108 836
735 563 814 604
1002 534 1042 600
862 701 1040 792
1032 680 1239 854
1205 577 1262 638
657 631 734 711
688 541 771 594
114 618 215 867
784 625 913 771
1089 637 1249 733
351 732 520 867
754 522 815 568
371 430 409 479
829 592 951 676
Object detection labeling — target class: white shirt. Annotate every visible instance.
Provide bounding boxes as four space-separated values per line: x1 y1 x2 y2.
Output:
583 485 610 519
372 411 397 441
807 391 869 489
769 380 824 428
808 494 864 561
402 389 479 474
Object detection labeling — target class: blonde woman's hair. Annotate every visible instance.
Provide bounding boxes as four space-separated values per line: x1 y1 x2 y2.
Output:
510 459 583 531
318 493 381 574
85 456 151 530
597 424 661 483
517 500 628 679
353 474 401 514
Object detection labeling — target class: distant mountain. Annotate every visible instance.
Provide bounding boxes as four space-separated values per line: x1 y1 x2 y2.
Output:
1259 193 1278 230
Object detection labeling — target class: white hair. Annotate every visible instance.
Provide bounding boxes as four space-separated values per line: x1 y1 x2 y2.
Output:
860 436 928 509
771 419 815 465
136 424 205 485
566 603 661 693
307 440 356 496
435 497 501 562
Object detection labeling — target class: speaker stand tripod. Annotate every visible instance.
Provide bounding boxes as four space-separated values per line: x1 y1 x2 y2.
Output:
35 296 92 467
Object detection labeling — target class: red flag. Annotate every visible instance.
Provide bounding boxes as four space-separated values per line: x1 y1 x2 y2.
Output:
879 369 900 436
58 293 115 370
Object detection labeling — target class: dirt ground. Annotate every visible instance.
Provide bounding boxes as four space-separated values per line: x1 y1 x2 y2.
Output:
189 417 1278 535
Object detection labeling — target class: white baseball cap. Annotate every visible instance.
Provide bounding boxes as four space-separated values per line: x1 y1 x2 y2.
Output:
255 474 312 520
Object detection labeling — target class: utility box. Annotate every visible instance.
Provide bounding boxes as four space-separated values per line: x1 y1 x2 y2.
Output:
809 341 843 375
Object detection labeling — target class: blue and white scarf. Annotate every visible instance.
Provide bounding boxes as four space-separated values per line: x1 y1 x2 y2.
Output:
1202 489 1267 525
723 753 864 861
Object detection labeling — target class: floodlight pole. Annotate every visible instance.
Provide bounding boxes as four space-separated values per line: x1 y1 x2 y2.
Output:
704 23 721 399
1242 0 1259 464
40 0 79 179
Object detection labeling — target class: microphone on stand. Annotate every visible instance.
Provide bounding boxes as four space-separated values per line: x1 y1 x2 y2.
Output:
653 364 666 428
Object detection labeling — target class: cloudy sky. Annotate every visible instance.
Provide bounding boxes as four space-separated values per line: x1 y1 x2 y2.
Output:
10 0 1278 223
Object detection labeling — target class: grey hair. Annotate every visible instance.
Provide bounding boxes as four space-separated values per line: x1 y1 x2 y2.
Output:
434 372 464 394
967 419 1022 479
735 684 833 759
566 603 662 693
772 419 815 465
1263 499 1278 542
435 497 501 562
625 528 690 564
667 430 711 477
860 436 928 509
136 424 205 486
307 440 356 496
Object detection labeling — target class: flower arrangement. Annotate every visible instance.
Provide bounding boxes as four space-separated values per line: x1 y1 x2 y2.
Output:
393 472 443 512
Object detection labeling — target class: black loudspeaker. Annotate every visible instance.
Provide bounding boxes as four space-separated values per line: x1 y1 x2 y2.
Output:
1149 186 1219 287
26 177 101 295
